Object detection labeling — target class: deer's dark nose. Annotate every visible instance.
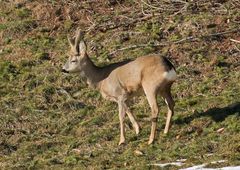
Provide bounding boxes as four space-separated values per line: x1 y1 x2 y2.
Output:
61 69 69 73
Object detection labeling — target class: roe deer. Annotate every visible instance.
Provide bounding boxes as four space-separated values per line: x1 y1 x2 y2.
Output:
62 29 177 145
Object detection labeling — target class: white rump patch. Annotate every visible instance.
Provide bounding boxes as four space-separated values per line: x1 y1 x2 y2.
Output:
163 69 177 81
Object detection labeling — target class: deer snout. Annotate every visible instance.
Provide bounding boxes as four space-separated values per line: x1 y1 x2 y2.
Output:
61 68 69 73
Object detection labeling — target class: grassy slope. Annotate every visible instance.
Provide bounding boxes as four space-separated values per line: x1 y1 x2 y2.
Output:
0 0 240 169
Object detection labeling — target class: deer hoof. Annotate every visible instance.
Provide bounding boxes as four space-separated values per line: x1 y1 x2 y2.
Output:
118 139 125 145
148 139 154 145
164 129 169 134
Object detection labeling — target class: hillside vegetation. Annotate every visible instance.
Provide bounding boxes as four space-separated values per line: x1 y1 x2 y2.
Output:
0 0 239 169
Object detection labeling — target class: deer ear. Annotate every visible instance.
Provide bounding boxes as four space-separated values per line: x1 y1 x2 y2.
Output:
79 41 87 57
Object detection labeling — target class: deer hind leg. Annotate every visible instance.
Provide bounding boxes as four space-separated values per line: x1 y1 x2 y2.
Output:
124 103 140 135
143 85 159 145
161 86 175 134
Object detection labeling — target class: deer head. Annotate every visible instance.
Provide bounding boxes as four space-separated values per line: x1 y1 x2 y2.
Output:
62 29 87 73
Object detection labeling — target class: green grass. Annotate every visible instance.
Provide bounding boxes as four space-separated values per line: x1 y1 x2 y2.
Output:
0 1 240 169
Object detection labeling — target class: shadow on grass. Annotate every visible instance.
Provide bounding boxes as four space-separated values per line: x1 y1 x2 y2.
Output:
175 102 240 124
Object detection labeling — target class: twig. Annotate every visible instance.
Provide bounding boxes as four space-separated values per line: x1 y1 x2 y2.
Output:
171 0 188 4
230 38 240 44
141 0 164 10
203 29 240 38
141 2 151 16
140 0 177 11
58 88 74 100
109 44 162 55
108 37 194 55
109 28 240 55
172 1 189 16
89 14 152 33
86 16 97 32
172 36 195 44
233 45 240 52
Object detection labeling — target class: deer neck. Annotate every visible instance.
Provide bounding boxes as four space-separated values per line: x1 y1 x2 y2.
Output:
80 55 104 89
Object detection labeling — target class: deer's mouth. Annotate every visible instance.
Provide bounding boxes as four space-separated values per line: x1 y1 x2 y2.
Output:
61 69 69 73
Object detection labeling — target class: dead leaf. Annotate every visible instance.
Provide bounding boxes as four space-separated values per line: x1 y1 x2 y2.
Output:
134 150 144 156
176 135 181 139
216 128 224 133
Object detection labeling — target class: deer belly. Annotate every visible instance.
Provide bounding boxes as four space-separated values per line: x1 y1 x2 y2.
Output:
118 73 141 93
126 84 140 93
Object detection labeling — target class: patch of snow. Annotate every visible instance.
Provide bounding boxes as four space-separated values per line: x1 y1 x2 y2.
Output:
149 159 185 167
179 160 240 170
180 164 206 170
211 160 227 164
150 160 240 170
180 166 240 170
150 161 184 167
218 167 240 170
177 159 187 162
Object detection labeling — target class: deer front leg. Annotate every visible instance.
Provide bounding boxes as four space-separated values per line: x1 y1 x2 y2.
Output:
118 99 126 145
148 104 158 145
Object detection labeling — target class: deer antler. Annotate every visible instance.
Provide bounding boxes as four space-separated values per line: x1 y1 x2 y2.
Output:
68 36 75 48
75 29 84 43
68 29 85 55
74 29 84 51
